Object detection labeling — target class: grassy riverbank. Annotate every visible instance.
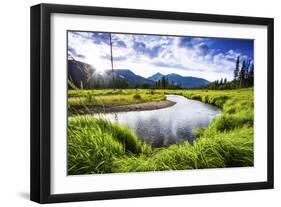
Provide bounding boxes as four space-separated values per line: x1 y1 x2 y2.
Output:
68 88 254 175
68 89 167 114
68 89 166 107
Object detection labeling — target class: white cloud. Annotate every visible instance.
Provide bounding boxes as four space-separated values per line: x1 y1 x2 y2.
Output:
68 32 111 71
68 32 252 82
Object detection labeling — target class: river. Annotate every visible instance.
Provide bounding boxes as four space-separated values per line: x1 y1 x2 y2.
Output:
98 95 221 147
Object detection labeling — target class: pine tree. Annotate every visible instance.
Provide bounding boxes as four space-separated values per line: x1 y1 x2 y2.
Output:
239 60 246 88
224 78 227 85
249 63 254 86
234 56 240 81
246 60 252 86
162 76 166 89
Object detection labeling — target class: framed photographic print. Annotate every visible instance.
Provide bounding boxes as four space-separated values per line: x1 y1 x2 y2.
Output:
30 3 274 203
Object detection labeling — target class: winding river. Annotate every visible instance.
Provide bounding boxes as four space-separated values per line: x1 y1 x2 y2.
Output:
100 95 221 147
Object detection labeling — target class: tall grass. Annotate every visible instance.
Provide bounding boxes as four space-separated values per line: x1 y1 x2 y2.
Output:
68 88 254 174
112 127 253 172
68 116 144 175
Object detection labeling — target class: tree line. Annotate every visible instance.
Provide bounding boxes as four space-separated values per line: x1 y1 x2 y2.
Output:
153 76 182 89
201 56 254 90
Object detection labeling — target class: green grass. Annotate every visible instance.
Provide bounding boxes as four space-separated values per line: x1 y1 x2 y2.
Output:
113 127 253 172
68 89 165 107
68 88 254 174
68 116 144 175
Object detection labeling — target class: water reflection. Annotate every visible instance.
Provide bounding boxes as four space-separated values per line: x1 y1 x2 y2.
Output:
100 95 221 148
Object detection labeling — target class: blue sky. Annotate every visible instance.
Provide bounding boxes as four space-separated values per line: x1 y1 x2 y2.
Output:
68 31 253 81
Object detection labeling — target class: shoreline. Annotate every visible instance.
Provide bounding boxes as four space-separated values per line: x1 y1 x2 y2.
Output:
70 100 176 114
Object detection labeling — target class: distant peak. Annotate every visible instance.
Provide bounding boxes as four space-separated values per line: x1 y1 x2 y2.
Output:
115 69 136 74
168 73 181 77
150 72 164 77
115 69 133 72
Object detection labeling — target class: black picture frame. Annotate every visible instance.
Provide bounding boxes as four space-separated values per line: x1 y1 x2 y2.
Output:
30 3 274 204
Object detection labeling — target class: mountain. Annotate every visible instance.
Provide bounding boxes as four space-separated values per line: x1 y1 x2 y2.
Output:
67 58 154 88
148 72 164 82
68 58 96 88
148 73 210 88
68 58 209 89
107 69 154 87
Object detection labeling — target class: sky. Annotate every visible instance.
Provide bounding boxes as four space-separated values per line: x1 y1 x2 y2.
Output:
68 31 254 82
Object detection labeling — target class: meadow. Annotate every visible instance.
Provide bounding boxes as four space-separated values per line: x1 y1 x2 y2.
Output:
68 89 167 114
68 88 254 175
69 89 165 105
